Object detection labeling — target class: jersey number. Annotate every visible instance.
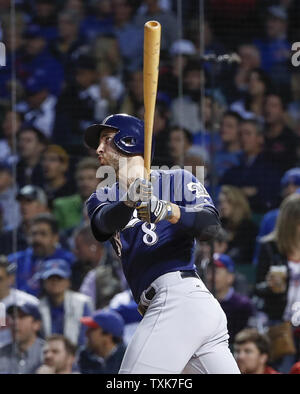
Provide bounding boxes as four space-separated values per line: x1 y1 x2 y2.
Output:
142 223 158 246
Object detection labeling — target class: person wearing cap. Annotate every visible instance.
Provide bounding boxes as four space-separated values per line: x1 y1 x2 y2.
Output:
20 22 64 97
0 161 21 231
41 144 76 205
78 309 126 374
20 72 57 139
16 125 48 188
206 253 254 346
0 256 39 349
0 301 44 374
253 5 290 79
0 185 49 255
7 213 75 297
39 258 93 347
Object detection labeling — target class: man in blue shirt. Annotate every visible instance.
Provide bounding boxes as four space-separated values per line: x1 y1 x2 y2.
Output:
39 259 93 347
8 213 75 296
83 113 240 374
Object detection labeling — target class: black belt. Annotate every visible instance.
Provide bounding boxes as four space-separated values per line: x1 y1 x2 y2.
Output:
144 270 200 301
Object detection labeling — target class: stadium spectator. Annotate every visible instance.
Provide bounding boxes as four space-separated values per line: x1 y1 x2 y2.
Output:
8 213 75 296
169 126 206 168
79 0 113 42
36 334 77 374
0 256 39 348
39 259 93 347
255 193 300 372
253 5 291 89
134 0 177 53
0 110 23 164
149 102 174 167
16 125 48 188
159 38 196 100
50 10 88 82
120 69 144 117
0 185 49 255
253 168 300 265
206 253 254 345
78 309 126 374
53 55 108 154
170 59 204 134
263 92 300 174
218 185 258 264
0 161 21 230
220 118 282 214
222 44 261 104
17 72 57 139
20 24 64 96
111 0 143 73
72 225 123 304
233 328 280 374
230 68 270 122
52 157 99 231
0 301 44 374
90 35 124 107
214 111 242 180
30 0 59 44
41 144 76 206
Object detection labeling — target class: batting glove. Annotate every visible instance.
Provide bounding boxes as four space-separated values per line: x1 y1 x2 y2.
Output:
135 179 173 223
123 178 152 208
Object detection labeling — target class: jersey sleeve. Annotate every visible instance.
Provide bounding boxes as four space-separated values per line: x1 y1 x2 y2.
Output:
86 189 113 242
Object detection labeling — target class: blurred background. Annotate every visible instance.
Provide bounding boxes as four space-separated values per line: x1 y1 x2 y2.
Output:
0 0 300 375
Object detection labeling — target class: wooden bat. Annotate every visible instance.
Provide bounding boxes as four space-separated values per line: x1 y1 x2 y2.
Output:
143 20 161 180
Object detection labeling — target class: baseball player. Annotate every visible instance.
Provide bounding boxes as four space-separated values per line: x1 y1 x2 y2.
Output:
84 113 240 374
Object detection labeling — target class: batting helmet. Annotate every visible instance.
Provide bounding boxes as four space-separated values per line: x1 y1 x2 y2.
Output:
84 113 155 159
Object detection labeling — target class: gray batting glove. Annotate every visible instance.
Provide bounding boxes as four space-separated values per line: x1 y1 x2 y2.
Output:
124 178 152 208
134 179 173 223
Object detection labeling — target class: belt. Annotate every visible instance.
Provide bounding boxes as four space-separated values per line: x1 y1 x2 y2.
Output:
138 270 200 316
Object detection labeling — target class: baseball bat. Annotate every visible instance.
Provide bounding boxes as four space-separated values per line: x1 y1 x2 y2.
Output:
143 20 161 180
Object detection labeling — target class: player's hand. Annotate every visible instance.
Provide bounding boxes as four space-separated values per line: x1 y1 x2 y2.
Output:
134 179 173 223
124 178 151 208
136 196 173 223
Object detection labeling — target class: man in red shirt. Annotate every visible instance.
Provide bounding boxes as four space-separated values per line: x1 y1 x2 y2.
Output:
233 328 280 374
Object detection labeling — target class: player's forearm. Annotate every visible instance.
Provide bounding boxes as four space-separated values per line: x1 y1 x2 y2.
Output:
93 202 135 235
168 204 221 240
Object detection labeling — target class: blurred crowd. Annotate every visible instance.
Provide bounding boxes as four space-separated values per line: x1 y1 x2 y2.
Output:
1 0 300 374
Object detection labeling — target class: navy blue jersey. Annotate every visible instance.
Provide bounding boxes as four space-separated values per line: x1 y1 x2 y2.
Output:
87 169 217 303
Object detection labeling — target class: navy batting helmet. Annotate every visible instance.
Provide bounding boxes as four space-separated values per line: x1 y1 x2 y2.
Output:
84 113 155 159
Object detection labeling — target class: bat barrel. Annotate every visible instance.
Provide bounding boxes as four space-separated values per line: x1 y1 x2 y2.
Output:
143 20 161 179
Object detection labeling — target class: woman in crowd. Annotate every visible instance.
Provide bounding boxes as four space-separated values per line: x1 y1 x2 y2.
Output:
218 185 258 265
255 193 300 373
